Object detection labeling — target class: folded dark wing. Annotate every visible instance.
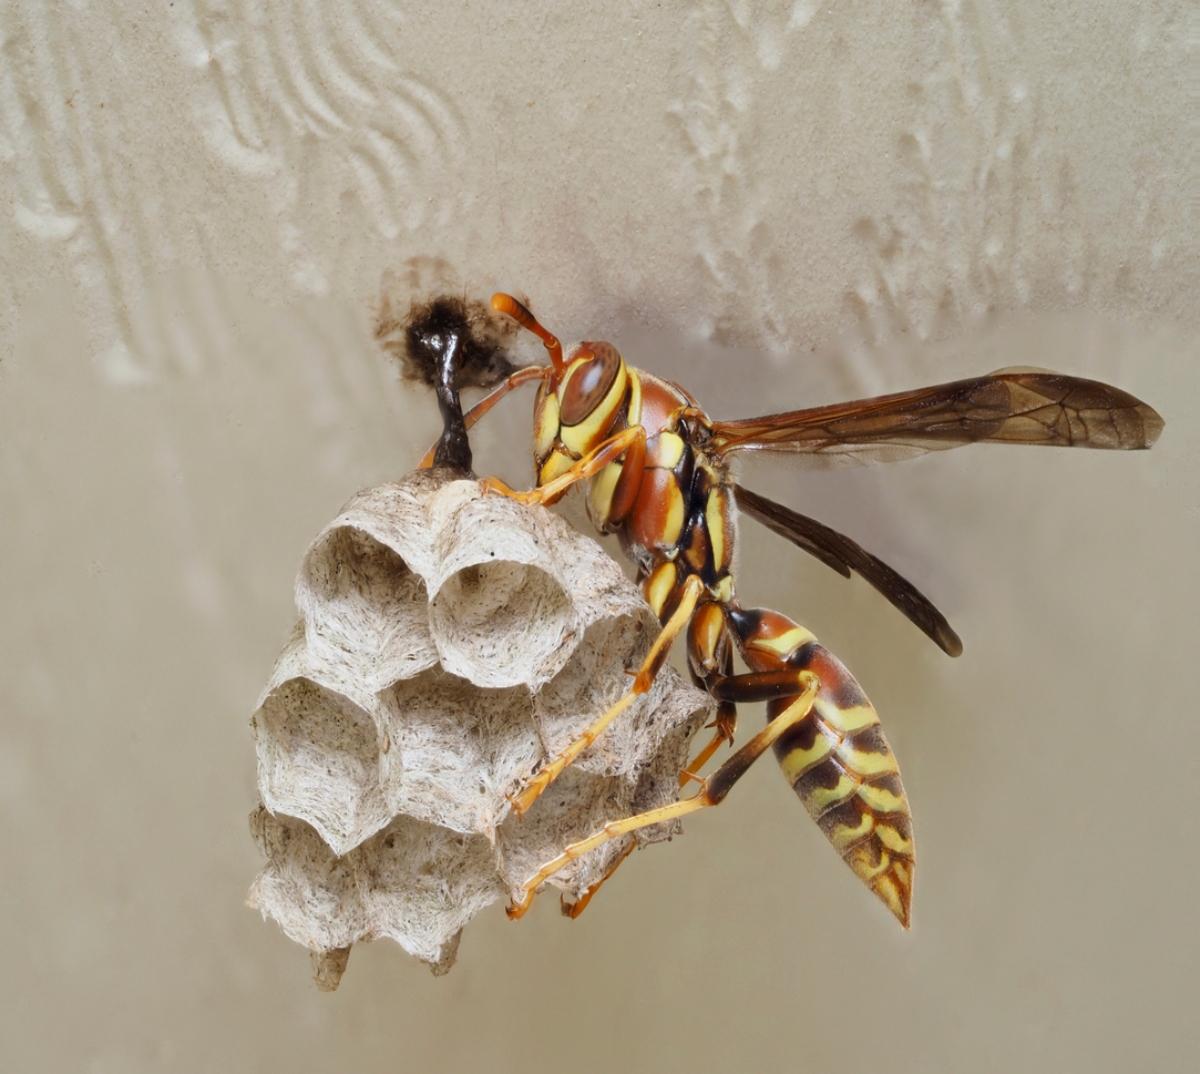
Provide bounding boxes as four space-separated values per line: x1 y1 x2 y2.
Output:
710 370 1163 464
733 484 963 657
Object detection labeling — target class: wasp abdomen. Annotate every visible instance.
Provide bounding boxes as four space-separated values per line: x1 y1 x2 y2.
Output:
775 642 914 925
729 607 915 926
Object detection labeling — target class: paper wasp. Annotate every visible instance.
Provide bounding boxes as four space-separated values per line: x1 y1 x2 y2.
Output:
415 294 1162 927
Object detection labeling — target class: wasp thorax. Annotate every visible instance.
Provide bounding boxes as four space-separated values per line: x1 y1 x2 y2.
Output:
559 342 625 426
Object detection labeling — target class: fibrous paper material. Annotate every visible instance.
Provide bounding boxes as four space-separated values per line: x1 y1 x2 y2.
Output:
249 471 712 981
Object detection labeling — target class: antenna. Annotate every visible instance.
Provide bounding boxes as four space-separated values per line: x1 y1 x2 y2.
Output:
491 293 565 373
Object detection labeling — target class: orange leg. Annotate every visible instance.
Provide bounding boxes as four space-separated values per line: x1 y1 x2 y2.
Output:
559 839 636 919
567 677 730 916
508 573 705 816
679 612 737 787
678 720 733 788
481 424 646 508
507 668 821 919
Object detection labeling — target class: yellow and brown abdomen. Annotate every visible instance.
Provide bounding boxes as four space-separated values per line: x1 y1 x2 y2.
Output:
731 609 915 926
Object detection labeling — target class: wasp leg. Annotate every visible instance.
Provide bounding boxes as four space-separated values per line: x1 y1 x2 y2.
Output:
508 668 821 918
481 425 645 507
681 715 734 787
559 838 636 919
683 661 832 784
571 647 734 917
678 607 738 786
681 637 737 787
508 573 705 816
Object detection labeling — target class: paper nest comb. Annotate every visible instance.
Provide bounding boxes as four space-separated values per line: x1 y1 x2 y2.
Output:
249 470 714 984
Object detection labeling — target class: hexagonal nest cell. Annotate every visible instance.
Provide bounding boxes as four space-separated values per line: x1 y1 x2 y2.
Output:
249 470 713 984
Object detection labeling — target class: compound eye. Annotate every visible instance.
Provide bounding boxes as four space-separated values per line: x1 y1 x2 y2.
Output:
559 342 623 426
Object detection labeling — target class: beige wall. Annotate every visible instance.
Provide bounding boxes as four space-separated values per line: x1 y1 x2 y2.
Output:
2 3 1196 1072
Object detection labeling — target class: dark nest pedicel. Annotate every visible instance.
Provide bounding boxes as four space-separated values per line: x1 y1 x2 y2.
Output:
376 293 521 473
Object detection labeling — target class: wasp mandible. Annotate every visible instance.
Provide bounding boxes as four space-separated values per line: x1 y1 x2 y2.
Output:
419 294 1163 927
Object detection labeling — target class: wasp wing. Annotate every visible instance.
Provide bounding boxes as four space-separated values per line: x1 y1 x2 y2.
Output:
734 484 962 656
710 370 1163 464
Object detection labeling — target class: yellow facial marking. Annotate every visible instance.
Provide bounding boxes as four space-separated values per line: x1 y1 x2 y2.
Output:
559 362 628 455
644 561 678 618
857 782 907 814
586 462 623 529
815 700 879 734
838 741 899 778
802 772 860 817
829 810 875 851
539 448 575 485
876 824 913 855
779 733 833 784
748 625 816 658
646 431 686 470
534 391 560 459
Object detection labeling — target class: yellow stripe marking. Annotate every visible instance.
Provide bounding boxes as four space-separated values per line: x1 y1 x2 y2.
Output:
644 562 677 618
837 741 899 778
872 874 906 920
748 625 816 658
539 448 575 484
659 481 685 545
706 489 727 572
627 369 643 427
711 575 734 603
857 781 907 814
803 772 860 816
647 431 686 469
534 391 560 459
847 844 892 882
875 824 914 855
692 604 724 666
586 462 623 529
830 810 875 851
816 699 879 733
779 732 833 783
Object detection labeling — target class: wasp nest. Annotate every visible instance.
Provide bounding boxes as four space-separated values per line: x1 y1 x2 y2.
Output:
249 471 713 984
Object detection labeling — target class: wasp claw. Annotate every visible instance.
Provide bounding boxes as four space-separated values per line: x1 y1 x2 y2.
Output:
506 890 534 919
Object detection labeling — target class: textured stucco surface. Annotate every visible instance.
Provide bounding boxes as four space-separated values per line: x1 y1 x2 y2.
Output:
1 3 1196 1072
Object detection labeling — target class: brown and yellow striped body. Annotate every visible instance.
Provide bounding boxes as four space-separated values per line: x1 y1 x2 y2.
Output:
530 339 915 924
726 607 915 924
468 285 1159 926
430 288 1161 928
